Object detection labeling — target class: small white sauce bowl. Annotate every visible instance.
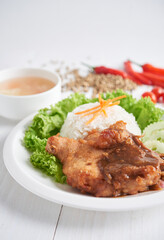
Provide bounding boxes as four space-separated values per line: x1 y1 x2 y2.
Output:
0 68 61 120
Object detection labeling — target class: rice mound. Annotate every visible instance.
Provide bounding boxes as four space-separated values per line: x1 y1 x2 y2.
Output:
60 102 141 139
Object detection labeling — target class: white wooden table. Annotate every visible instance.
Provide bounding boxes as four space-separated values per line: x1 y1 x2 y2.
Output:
0 0 164 239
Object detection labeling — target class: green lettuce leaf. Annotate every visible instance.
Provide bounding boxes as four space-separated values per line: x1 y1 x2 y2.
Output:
129 97 164 131
30 150 66 183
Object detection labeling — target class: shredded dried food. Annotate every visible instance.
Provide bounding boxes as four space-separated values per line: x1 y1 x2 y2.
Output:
63 70 137 97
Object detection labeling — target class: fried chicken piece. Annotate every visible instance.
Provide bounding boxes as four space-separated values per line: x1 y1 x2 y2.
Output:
46 136 114 196
46 121 161 197
85 121 131 149
159 154 164 181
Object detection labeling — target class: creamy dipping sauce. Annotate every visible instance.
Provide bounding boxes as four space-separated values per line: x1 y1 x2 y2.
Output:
0 77 55 96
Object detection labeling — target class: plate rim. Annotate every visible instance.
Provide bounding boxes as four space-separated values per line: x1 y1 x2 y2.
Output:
3 113 164 212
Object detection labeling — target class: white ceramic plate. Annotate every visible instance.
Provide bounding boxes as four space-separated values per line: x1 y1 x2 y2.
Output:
3 112 164 212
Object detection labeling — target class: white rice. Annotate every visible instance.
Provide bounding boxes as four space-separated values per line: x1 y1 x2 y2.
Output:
60 102 141 139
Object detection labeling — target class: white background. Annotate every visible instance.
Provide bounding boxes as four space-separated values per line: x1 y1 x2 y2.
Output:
0 0 164 239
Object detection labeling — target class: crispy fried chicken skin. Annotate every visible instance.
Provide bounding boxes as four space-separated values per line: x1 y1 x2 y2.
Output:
46 121 162 197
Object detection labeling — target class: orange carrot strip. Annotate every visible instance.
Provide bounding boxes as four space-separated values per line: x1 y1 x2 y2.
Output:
109 95 126 103
107 101 120 107
98 94 105 105
105 98 113 105
99 94 106 104
86 100 121 125
105 95 126 106
99 99 113 109
75 105 100 115
81 109 100 117
98 94 102 103
102 109 107 117
85 110 102 125
75 105 101 115
86 104 109 125
82 102 107 117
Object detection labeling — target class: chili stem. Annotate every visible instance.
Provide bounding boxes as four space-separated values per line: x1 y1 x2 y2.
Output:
128 59 142 67
81 62 94 71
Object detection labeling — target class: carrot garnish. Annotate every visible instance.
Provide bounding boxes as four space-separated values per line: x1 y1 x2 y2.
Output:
86 109 103 125
107 95 126 102
82 109 100 117
75 105 100 115
99 94 105 104
75 94 126 125
106 101 120 108
102 109 107 117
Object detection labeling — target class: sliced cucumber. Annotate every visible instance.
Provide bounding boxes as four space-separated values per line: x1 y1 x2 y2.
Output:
144 140 164 153
146 130 164 142
142 121 164 143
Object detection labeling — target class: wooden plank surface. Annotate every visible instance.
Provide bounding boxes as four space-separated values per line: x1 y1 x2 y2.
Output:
0 118 62 240
54 205 164 240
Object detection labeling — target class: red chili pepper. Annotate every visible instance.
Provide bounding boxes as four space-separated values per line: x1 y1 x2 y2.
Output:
130 60 164 76
141 72 164 88
126 74 142 85
142 64 164 76
82 62 128 79
124 61 152 85
94 66 128 78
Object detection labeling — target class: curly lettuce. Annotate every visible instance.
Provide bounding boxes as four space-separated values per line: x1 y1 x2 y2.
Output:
129 97 164 131
24 93 93 183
